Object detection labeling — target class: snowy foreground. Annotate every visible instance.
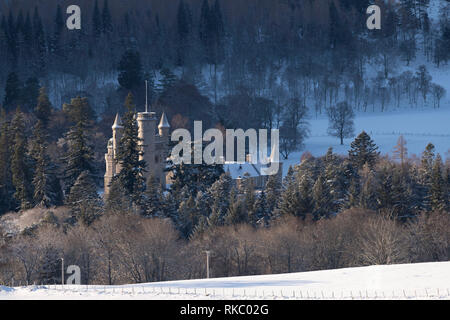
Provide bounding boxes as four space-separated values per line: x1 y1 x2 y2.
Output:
1 262 449 300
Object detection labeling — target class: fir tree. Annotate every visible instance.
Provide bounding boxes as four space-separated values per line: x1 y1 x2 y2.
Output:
297 172 314 218
92 0 102 38
324 148 347 214
32 88 62 207
116 93 146 205
105 178 133 214
277 167 300 218
265 174 281 214
359 164 379 211
11 108 33 210
142 174 164 217
32 7 46 76
118 49 143 91
66 171 102 225
312 173 332 219
430 154 447 212
51 4 65 58
251 189 270 227
240 177 255 224
176 0 192 66
63 97 96 193
102 0 113 35
349 131 380 170
158 68 178 94
199 0 211 62
224 188 244 226
3 71 21 112
0 110 14 214
178 195 197 237
167 143 223 201
22 77 40 112
207 173 233 227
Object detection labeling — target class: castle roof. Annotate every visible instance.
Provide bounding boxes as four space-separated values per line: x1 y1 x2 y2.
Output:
112 113 123 129
158 112 170 128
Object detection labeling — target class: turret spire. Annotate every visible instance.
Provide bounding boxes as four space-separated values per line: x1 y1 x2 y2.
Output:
112 113 123 129
158 112 170 129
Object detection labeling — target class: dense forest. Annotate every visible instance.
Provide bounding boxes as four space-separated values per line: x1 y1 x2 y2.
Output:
0 0 449 115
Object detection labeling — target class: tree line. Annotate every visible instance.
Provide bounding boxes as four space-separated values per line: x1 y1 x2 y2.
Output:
0 0 449 118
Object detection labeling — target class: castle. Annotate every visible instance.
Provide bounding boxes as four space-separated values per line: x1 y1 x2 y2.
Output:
104 111 171 196
104 110 283 196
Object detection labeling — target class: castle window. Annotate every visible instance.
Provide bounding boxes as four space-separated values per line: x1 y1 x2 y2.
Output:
155 155 159 163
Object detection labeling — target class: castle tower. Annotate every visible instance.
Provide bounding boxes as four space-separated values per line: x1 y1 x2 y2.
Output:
104 113 123 195
137 111 157 178
104 110 171 197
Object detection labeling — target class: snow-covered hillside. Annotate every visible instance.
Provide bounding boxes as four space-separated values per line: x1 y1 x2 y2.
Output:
1 262 449 300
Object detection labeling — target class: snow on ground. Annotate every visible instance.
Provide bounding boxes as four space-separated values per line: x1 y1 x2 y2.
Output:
282 107 450 175
1 262 449 300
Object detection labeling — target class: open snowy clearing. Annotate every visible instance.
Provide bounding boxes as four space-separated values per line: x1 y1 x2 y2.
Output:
0 261 449 300
281 107 450 175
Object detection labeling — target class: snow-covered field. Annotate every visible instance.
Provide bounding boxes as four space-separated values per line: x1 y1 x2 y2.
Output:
281 107 450 174
1 262 449 300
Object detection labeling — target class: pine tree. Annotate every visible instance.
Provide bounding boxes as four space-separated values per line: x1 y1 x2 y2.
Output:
158 68 178 93
224 188 244 226
312 173 332 219
3 71 21 112
277 167 300 218
210 0 225 65
11 108 33 210
105 178 133 214
116 93 146 206
92 0 102 38
430 154 446 212
32 7 46 76
142 174 164 217
22 77 40 112
66 170 102 225
118 49 143 91
359 163 379 211
324 148 347 214
51 4 65 59
178 195 197 237
0 110 14 214
349 131 380 170
240 177 256 224
102 0 113 35
265 174 281 214
207 173 233 227
199 0 211 63
167 143 223 201
297 172 314 217
63 97 96 193
176 0 191 66
32 88 62 207
251 189 270 227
